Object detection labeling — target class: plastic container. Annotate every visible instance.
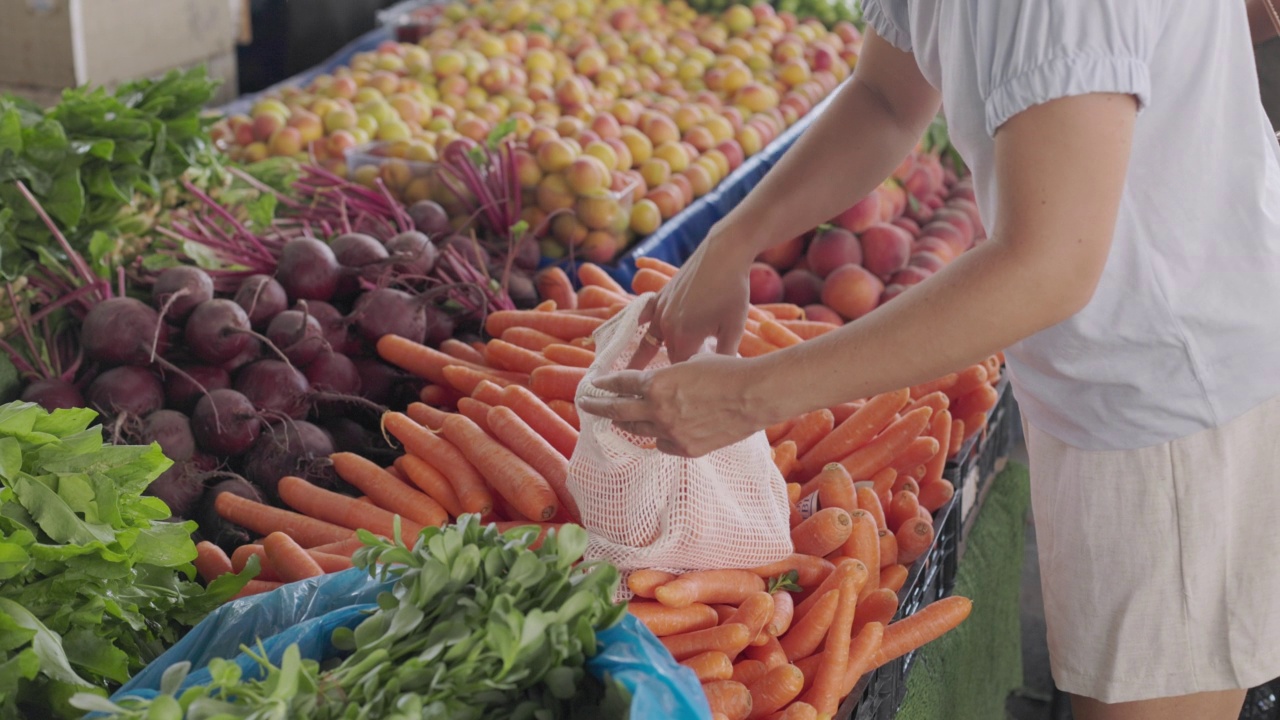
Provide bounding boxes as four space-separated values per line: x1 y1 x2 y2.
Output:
345 140 445 206
377 0 450 44
537 175 640 268
1242 681 1278 720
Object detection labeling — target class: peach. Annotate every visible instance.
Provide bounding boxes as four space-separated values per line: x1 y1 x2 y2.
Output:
581 141 619 173
950 184 977 203
268 127 304 156
526 125 560 151
890 266 933 287
930 208 975 246
945 199 984 238
822 264 884 321
590 113 622 140
683 126 718 153
252 112 287 143
456 117 491 143
537 174 577 212
552 213 589 247
859 223 913 280
536 138 578 173
831 193 880 234
782 269 824 306
908 251 946 274
892 217 921 237
640 157 672 188
880 284 907 304
630 198 662 235
807 227 862 278
566 156 611 195
804 303 844 325
514 148 543 189
581 230 621 264
914 236 956 262
555 116 586 139
758 234 806 270
643 114 680 146
749 262 785 304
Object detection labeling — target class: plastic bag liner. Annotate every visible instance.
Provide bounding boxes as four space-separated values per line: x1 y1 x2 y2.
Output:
569 293 794 591
108 568 712 720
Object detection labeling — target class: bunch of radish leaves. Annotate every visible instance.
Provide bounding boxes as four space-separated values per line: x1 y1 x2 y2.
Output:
78 517 632 720
0 402 253 720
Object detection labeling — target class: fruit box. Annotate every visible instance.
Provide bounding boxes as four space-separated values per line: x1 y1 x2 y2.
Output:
345 140 445 207
0 0 237 93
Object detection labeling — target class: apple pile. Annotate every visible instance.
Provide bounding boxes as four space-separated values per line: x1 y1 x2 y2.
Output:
749 151 984 323
211 0 863 261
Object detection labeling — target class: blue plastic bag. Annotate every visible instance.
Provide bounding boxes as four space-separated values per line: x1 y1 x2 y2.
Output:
110 568 711 719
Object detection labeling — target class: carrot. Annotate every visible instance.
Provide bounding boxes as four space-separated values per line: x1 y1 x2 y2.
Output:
948 419 966 457
500 385 579 458
501 326 562 351
910 373 957 399
733 660 769 686
628 569 679 599
440 338 487 366
814 463 856 516
891 476 920 497
888 437 942 475
383 412 493 516
746 664 804 719
856 486 887 530
487 406 579 522
657 569 768 608
484 310 605 341
534 300 557 312
683 651 735 683
878 529 899 567
541 343 596 369
307 550 353 573
331 452 449 528
779 320 840 340
661 623 752 661
442 364 524 397
262 532 325 583
727 592 776 646
839 509 880 599
779 590 838 662
758 320 804 348
563 305 625 319
452 397 493 435
530 364 587 402
838 407 934 480
744 635 789 669
881 564 909 593
214 492 354 548
804 569 859 715
792 558 865 623
918 505 933 521
630 267 672 295
534 266 577 310
630 601 720 636
738 332 780 357
577 262 629 295
765 418 797 445
232 579 283 600
870 466 898 498
635 255 680 276
441 414 560 521
829 401 862 424
766 588 795 637
984 354 1002 381
778 410 834 458
787 483 802 505
772 440 798 480
277 475 424 545
229 544 268 575
887 491 921 533
838 622 886 698
952 383 999 420
904 390 949 417
469 379 506 406
418 383 462 409
757 303 806 321
704 680 753 720
577 284 632 310
194 541 233 583
766 702 818 720
799 389 910 477
377 335 524 385
853 589 899 636
484 339 554 374
944 364 988 401
918 478 955 513
789 502 804 530
790 508 852 558
391 456 461 518
962 411 988 441
922 410 951 489
310 536 364 556
896 517 935 565
870 597 973 668
548 399 581 431
749 554 834 591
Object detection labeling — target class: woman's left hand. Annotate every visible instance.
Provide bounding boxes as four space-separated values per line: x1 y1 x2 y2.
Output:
577 354 777 457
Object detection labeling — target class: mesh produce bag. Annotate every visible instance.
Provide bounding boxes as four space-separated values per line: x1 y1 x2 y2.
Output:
569 294 793 589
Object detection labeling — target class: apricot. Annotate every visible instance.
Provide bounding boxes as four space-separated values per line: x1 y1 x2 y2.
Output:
536 173 577 212
630 198 662 235
536 138 578 173
566 156 611 195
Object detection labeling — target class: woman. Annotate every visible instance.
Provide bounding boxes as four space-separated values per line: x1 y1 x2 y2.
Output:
579 2 1280 718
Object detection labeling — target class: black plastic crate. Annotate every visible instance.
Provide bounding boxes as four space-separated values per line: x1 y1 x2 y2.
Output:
944 376 1013 492
1242 681 1278 720
834 493 961 720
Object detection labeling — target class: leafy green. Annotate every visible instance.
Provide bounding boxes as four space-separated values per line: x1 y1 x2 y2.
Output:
0 402 253 720
83 517 630 720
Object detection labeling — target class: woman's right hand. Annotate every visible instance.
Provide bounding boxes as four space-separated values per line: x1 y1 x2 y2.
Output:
628 225 759 369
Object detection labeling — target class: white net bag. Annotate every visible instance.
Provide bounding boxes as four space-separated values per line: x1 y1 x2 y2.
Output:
569 294 793 592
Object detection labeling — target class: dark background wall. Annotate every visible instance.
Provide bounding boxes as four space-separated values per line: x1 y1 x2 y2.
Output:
1258 38 1280 130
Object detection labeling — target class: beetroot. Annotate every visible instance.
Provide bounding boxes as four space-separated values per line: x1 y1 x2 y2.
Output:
266 309 327 366
277 237 340 301
233 275 289 330
221 339 262 374
425 305 456 347
386 231 438 276
21 379 84 412
304 351 361 394
195 475 262 548
506 271 537 308
442 234 489 269
186 299 257 365
142 409 197 462
234 360 312 420
513 236 541 271
192 389 263 456
152 266 214 322
353 358 411 405
408 200 450 237
147 462 208 518
165 364 231 413
87 367 164 418
302 301 359 355
241 420 337 498
331 233 388 268
80 297 165 366
351 288 428 345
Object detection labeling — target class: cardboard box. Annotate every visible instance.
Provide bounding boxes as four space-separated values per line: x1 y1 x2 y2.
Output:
0 0 236 90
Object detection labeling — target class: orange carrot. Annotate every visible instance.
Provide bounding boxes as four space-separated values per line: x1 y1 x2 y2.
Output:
502 326 562 351
470 379 506 406
635 255 680 276
440 338 487 366
839 509 880 599
838 407 934 480
814 463 856 515
779 320 840 340
738 332 780 357
744 635 789 669
630 601 720 636
878 530 899 567
749 554 835 591
483 310 605 341
733 660 769 686
881 564 909 593
232 579 283 600
918 478 955 513
727 592 776 646
853 589 899 636
406 402 448 431
779 410 834 458
962 411 988 440
262 532 325 583
779 591 838 662
662 623 752 661
856 486 887 530
804 569 859 715
578 284 632 310
548 399 581 431
487 405 579 522
764 703 818 720
746 664 805 719
891 476 921 496
789 502 804 530
656 570 768 608
441 414 560 521
534 300 557 312
830 401 862 424
577 262 629 295
214 492 353 548
838 623 886 698
383 412 493 516
418 383 462 409
378 335 524 385
790 507 853 558
910 373 957 399
629 569 680 599
442 364 524 396
307 550 353 573
535 266 577 310
704 680 752 720
310 536 364 556
542 342 596 368
870 466 898 498
799 389 910 477
682 651 735 683
904 390 949 418
500 384 580 458
896 517 935 565
952 383 999 420
392 455 462 518
922 410 951 489
530 364 587 402
766 588 795 637
484 339 554 374
757 303 806 321
984 354 1003 381
194 541 233 583
772 440 798 480
758 320 805 348
888 437 942 475
277 475 424 545
918 505 933 522
563 305 625 319
765 418 797 445
887 491 921 533
331 452 448 528
787 483 802 504
870 597 973 668
630 267 672 295
793 558 865 623
944 364 988 401
454 397 494 435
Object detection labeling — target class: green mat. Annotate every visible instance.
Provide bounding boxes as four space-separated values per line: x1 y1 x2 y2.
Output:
896 463 1031 720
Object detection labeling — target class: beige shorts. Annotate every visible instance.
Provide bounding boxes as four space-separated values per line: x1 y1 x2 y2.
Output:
1024 393 1280 703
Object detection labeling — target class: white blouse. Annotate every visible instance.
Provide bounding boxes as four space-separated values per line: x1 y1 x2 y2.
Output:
863 0 1280 451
